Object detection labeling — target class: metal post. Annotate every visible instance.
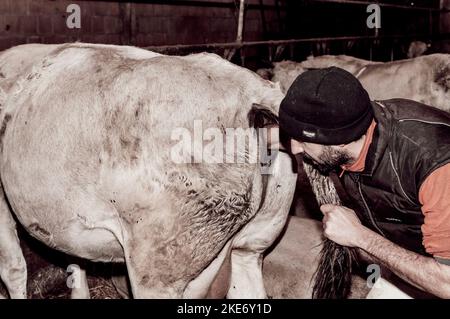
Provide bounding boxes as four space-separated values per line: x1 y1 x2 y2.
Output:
275 0 283 33
236 0 245 43
429 9 433 38
259 0 268 40
130 3 137 45
119 2 132 45
235 0 245 65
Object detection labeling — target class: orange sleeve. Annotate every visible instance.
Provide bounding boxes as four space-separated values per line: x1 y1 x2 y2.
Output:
419 163 450 259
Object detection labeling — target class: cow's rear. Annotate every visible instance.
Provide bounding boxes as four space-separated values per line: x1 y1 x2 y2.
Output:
0 43 296 299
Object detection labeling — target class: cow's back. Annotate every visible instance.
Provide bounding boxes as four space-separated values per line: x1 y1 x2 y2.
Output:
358 54 450 111
0 44 61 107
301 55 381 74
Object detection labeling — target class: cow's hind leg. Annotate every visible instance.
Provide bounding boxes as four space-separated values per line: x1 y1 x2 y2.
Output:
110 263 130 299
121 204 188 298
0 185 27 299
227 152 297 298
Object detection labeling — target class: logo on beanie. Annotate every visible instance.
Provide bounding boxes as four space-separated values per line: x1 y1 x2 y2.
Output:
302 130 316 138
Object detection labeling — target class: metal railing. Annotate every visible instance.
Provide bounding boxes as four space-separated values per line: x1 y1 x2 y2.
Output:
74 0 449 62
144 34 441 52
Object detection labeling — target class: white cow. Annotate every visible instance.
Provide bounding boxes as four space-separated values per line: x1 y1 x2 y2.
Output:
263 54 450 113
0 43 297 298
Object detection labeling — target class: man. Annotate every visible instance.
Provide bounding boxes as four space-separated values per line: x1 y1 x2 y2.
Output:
277 67 450 298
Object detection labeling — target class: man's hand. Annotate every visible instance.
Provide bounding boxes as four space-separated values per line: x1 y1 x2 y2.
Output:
320 204 367 247
320 207 450 298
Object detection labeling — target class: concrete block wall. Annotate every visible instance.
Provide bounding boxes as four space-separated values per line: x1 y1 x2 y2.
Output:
0 0 283 51
1 0 120 50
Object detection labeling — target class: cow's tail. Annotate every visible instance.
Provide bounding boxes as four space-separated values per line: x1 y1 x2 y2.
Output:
312 240 358 299
303 162 358 299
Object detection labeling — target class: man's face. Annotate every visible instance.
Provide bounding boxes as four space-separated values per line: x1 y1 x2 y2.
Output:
290 139 352 174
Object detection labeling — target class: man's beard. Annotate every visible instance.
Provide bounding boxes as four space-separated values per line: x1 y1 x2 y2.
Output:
302 146 353 175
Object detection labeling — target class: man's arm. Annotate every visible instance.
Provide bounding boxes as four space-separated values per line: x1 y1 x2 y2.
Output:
358 226 450 298
321 204 450 298
418 164 450 261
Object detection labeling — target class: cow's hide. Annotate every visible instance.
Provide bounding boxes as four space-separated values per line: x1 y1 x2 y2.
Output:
0 43 298 299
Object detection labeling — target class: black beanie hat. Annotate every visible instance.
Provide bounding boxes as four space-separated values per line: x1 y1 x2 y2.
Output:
279 66 374 145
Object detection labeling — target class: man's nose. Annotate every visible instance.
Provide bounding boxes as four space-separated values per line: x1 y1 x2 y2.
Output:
290 139 304 155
